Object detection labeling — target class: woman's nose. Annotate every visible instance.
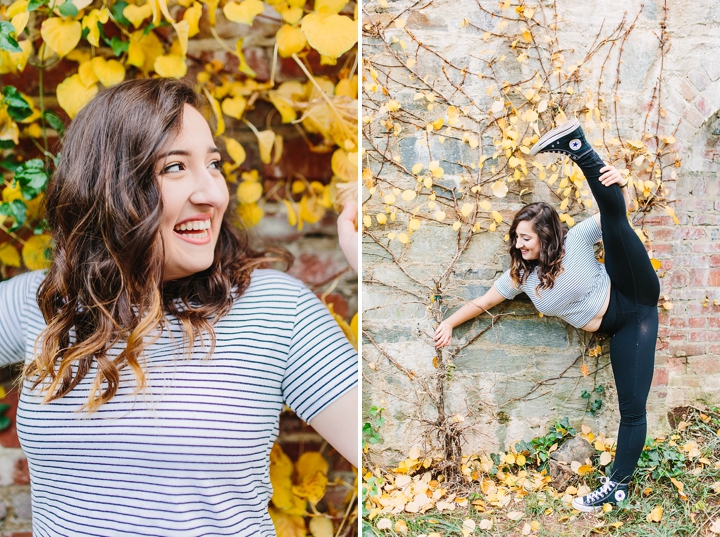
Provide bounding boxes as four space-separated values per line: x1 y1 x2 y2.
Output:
190 170 228 207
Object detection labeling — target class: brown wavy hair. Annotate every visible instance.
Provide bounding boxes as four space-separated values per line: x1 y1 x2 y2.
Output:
26 78 290 411
508 202 566 296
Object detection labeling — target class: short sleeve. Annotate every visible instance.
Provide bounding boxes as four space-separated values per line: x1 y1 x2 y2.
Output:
0 271 43 367
567 216 602 246
494 269 522 300
283 286 358 423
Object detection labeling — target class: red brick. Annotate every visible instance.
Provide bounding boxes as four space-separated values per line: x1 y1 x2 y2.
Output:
653 243 673 256
672 289 707 300
687 355 720 374
709 316 720 329
693 242 720 253
0 387 20 449
12 458 29 485
657 327 671 338
652 367 668 386
679 80 699 101
323 292 350 319
669 317 688 328
669 342 706 357
656 340 669 351
650 228 674 241
675 227 707 241
680 199 714 212
289 252 348 287
688 317 707 328
668 333 687 341
642 215 674 226
693 214 720 226
708 344 720 354
1 533 33 537
696 96 713 117
671 269 689 288
710 255 720 267
673 255 708 268
689 331 720 342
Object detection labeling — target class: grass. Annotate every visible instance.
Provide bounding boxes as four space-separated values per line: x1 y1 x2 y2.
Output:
362 406 720 537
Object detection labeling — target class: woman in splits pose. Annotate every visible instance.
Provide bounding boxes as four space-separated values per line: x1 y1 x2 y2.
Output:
434 119 660 512
0 78 357 536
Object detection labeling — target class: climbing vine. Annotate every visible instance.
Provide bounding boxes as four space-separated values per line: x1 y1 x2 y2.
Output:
361 0 678 476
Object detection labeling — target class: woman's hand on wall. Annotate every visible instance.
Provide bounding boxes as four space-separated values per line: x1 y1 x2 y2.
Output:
433 321 453 348
337 203 358 272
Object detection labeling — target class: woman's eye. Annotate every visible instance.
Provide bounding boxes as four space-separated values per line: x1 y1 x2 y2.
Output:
209 159 223 170
162 162 184 174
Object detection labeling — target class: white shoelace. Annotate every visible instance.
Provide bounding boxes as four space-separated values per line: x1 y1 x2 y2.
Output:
582 476 615 504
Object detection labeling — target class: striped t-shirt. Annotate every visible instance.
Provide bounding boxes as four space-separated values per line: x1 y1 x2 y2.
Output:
494 216 610 328
0 269 357 537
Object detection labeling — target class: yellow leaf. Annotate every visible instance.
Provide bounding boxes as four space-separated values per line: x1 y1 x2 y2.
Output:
90 57 126 87
650 258 662 270
309 517 334 537
266 92 296 123
0 243 21 267
394 519 409 534
11 11 29 36
203 88 225 137
221 95 248 120
580 363 589 376
255 130 276 164
223 0 265 25
82 8 110 47
397 233 409 244
292 469 328 504
183 2 203 37
41 18 81 58
282 199 298 227
461 203 474 217
237 181 263 204
276 24 307 57
452 221 461 231
376 519 392 530
362 214 371 228
56 74 98 119
412 163 423 174
22 234 52 271
301 12 357 59
278 5 304 24
315 0 347 14
331 149 357 183
0 39 32 75
492 180 508 198
154 54 188 78
128 30 164 73
78 60 98 87
401 190 416 202
269 507 306 537
491 210 502 223
7 0 29 19
507 511 524 521
646 505 663 523
434 210 446 221
123 3 153 28
237 202 264 228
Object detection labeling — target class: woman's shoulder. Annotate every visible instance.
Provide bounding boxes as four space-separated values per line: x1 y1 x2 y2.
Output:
0 270 46 298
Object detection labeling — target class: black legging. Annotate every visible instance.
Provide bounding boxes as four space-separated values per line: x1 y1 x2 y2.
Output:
575 150 660 483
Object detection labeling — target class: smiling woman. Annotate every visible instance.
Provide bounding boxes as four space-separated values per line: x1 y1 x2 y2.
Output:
0 78 358 537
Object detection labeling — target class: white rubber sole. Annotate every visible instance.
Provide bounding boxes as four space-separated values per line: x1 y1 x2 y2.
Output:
529 118 581 156
571 498 603 513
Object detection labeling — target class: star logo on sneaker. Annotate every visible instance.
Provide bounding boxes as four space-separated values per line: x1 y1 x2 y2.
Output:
569 139 582 150
614 490 626 501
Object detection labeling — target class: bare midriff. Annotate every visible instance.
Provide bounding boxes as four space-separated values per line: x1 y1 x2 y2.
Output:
581 285 612 333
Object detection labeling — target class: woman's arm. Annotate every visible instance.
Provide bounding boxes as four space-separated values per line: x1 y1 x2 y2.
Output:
594 166 630 230
308 385 357 466
433 286 506 348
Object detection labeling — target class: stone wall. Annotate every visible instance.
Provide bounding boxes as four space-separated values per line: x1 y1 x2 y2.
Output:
362 0 720 465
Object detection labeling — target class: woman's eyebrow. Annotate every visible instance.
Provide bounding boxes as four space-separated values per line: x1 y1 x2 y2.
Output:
157 146 220 159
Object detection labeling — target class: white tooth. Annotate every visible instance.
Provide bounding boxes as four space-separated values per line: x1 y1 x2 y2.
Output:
180 223 187 231
192 221 199 230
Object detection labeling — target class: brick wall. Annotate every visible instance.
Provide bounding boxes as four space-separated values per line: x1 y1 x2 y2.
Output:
0 2 357 533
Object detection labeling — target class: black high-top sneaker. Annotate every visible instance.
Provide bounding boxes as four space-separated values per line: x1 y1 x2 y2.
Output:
529 118 593 162
572 477 629 513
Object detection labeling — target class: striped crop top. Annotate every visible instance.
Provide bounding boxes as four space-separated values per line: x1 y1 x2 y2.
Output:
494 216 610 328
0 269 357 537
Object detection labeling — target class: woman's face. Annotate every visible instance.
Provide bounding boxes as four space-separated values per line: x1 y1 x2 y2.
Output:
156 104 229 282
515 220 541 261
